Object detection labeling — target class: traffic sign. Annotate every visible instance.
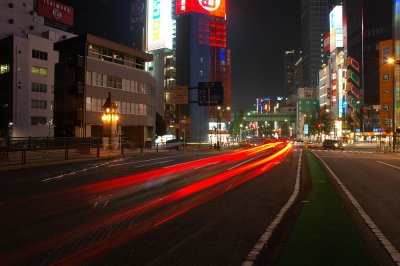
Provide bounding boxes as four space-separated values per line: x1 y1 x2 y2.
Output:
198 82 223 106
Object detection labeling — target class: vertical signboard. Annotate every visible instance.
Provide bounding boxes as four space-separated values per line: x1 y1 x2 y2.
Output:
379 40 393 129
147 0 173 51
329 5 343 52
338 69 343 117
304 124 309 135
332 71 337 104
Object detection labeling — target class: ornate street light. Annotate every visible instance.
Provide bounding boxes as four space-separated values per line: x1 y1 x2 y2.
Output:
102 92 119 147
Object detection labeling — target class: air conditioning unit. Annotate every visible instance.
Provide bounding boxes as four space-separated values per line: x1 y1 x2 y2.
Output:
9 19 14 24
9 3 14 8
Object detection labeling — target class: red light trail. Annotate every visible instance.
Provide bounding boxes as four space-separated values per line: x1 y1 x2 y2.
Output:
0 142 292 265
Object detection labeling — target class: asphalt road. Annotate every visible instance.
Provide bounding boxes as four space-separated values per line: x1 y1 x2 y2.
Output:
313 148 400 263
0 143 302 265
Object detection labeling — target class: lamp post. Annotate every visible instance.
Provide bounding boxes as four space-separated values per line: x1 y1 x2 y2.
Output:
102 92 119 148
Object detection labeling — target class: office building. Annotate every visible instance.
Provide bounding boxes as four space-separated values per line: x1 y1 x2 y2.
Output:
300 0 335 88
54 34 156 145
0 0 76 137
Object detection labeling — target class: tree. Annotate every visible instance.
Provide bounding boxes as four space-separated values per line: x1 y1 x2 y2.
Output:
229 110 245 136
155 112 166 137
319 107 333 134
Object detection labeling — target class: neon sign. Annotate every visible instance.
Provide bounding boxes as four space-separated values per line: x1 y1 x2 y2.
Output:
147 0 173 51
176 0 226 18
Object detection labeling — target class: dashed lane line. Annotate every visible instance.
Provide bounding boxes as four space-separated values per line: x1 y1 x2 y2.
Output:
376 161 400 171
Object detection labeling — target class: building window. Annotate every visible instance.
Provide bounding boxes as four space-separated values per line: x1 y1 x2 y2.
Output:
31 116 47 125
32 49 48 60
31 83 47 93
32 66 47 76
0 64 10 74
31 100 47 109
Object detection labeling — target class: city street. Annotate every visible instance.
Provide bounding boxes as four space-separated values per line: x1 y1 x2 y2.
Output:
0 143 303 265
312 149 400 262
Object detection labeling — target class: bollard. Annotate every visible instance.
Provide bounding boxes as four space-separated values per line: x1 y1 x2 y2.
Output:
121 144 124 155
65 147 69 160
97 145 100 157
21 149 26 164
156 144 159 152
141 144 143 153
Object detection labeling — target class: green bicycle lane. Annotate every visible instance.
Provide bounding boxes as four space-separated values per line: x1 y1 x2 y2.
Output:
277 150 375 265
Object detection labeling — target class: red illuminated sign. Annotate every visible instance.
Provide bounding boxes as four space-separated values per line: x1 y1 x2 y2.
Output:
332 71 337 104
37 0 74 26
324 33 330 52
176 0 226 18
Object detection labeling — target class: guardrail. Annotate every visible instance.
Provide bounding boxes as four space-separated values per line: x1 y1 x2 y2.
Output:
0 142 161 168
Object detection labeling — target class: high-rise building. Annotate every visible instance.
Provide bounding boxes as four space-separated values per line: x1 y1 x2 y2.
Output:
343 0 392 108
175 0 231 142
300 0 335 89
0 0 76 137
284 50 300 97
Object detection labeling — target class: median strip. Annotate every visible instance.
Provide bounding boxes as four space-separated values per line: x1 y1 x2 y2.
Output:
277 150 374 265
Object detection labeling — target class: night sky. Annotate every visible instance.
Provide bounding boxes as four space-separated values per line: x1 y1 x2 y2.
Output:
62 0 301 113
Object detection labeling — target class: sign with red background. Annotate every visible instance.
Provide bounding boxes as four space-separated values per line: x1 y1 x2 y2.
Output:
176 0 226 18
37 0 74 26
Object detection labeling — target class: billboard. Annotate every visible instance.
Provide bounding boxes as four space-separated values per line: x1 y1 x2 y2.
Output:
176 0 226 19
166 86 189 104
37 0 73 26
329 5 343 52
147 0 173 51
323 33 330 52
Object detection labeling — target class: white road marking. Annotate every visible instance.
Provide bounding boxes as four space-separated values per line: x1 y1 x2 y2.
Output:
313 152 400 265
376 161 400 170
242 152 302 266
193 161 220 169
228 153 268 171
108 155 182 168
134 160 173 168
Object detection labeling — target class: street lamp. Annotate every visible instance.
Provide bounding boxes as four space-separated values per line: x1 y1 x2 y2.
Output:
102 92 119 147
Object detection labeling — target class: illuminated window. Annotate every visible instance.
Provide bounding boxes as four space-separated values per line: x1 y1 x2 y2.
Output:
0 64 10 74
32 66 47 76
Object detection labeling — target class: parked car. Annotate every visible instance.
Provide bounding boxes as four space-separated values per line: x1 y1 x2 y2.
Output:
323 139 345 150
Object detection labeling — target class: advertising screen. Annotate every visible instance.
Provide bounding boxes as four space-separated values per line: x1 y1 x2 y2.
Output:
176 0 226 19
147 0 173 51
329 5 343 52
37 0 73 26
324 33 330 52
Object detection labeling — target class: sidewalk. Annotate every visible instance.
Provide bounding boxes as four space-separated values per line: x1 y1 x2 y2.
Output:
277 150 374 265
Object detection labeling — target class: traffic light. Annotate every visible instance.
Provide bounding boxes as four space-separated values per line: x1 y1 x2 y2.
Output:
317 124 322 129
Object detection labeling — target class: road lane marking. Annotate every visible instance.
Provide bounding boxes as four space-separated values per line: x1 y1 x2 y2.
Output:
376 161 400 170
134 160 173 168
242 152 302 266
313 152 400 265
108 155 183 168
193 161 220 169
228 153 268 171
